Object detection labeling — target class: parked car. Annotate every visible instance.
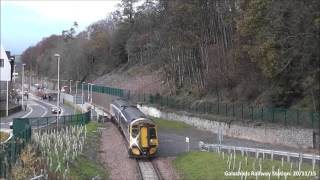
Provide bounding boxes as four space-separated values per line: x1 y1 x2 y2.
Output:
9 122 13 129
61 86 69 93
51 106 61 114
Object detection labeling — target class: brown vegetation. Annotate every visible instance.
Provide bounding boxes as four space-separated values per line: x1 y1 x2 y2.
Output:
21 0 320 111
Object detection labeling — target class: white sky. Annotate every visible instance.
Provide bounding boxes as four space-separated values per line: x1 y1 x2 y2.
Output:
1 0 121 54
7 1 121 29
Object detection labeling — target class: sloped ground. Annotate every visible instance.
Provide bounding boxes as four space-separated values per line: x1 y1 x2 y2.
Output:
93 64 163 95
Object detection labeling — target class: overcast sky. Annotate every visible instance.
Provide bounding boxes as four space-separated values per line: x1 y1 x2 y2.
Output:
1 0 120 55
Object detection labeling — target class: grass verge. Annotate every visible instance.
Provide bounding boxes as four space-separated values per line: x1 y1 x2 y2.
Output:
69 121 109 179
173 151 318 180
153 117 192 130
64 100 82 114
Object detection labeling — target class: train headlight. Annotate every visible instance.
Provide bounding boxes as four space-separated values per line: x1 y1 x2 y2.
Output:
149 148 157 154
149 139 158 145
132 148 140 155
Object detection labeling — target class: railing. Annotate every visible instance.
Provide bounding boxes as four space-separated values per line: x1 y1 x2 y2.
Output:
199 142 320 169
0 111 91 178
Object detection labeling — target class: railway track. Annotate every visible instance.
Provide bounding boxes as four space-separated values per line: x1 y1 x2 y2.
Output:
102 107 163 180
137 159 163 180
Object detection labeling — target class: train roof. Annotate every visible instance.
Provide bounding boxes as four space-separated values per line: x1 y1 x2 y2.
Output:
112 98 130 108
111 98 148 122
122 106 147 122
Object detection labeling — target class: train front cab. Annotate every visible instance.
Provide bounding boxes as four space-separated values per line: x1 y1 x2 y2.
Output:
129 119 158 158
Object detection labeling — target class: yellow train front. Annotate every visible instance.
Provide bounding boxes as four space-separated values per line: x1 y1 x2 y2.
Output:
110 99 159 158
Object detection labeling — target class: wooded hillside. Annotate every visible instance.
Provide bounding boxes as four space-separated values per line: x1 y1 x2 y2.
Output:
21 0 320 111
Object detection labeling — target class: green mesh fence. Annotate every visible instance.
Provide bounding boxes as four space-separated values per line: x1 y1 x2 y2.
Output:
129 92 319 129
78 84 319 129
0 111 91 178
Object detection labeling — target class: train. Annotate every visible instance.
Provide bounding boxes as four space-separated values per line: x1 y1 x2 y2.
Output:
110 98 159 158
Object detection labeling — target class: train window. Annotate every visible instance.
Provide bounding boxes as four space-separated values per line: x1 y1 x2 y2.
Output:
149 128 156 139
132 128 139 137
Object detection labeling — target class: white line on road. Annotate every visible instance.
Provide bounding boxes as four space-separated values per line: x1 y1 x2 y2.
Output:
37 103 48 117
29 93 64 116
22 106 34 118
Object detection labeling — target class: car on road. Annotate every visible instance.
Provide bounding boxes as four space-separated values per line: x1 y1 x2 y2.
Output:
51 106 61 114
23 90 29 95
61 86 69 93
9 122 13 129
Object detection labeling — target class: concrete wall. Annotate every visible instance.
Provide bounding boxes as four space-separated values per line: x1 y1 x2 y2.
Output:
137 104 315 149
61 93 73 103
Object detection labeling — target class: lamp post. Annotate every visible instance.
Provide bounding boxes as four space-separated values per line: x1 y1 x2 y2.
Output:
76 81 79 96
69 80 72 94
11 58 16 83
90 83 94 104
22 64 26 110
82 82 85 113
87 83 90 102
54 53 60 127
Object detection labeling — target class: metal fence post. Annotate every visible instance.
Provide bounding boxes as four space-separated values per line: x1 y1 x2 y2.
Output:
225 104 228 116
261 107 264 121
166 96 168 107
284 110 287 126
311 112 314 128
232 104 235 117
297 110 300 125
272 108 275 123
251 106 254 120
241 104 244 120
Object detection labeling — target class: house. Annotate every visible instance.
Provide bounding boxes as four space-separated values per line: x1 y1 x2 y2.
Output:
0 44 11 82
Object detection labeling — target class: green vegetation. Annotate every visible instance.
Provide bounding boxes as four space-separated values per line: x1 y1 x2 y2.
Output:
174 152 317 180
64 100 82 114
85 121 100 136
10 122 108 179
153 117 192 130
70 155 108 180
0 131 10 143
69 122 108 179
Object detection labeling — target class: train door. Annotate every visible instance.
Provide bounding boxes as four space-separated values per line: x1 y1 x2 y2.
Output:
140 127 149 148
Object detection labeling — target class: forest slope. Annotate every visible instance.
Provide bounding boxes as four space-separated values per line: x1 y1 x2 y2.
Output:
21 0 320 111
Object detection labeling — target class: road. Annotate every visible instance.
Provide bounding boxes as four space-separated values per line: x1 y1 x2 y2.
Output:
0 92 74 129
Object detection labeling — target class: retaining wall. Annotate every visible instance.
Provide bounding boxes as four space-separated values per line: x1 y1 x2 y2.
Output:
137 104 317 149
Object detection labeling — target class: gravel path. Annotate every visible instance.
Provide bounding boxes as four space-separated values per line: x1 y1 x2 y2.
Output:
99 122 139 180
153 157 181 180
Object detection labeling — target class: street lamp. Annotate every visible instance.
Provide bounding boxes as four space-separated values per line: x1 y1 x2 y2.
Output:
13 65 16 83
75 80 80 96
54 53 60 127
87 83 90 102
82 82 85 113
21 64 26 110
69 80 72 94
90 83 94 104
